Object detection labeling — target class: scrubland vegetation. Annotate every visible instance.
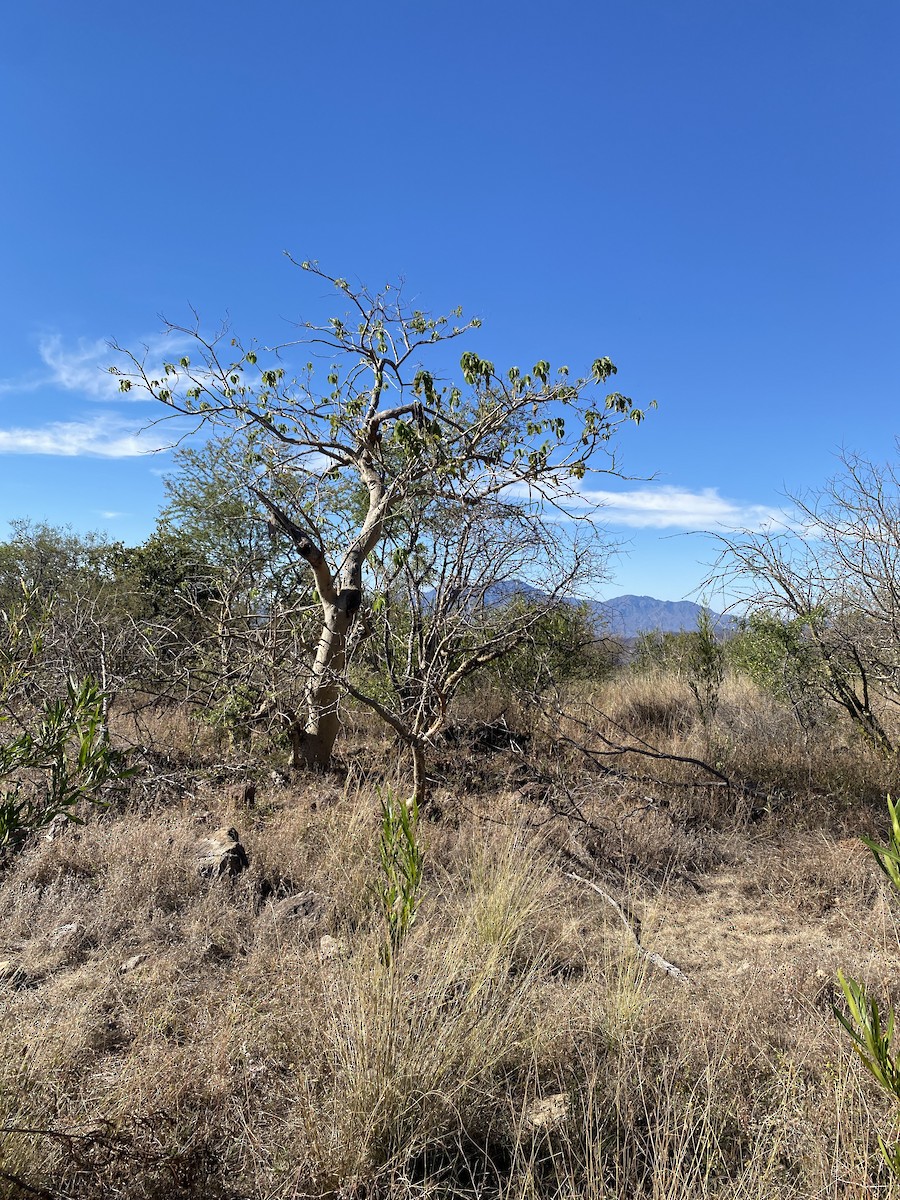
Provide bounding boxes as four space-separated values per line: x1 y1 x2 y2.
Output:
3 567 900 1198
4 271 900 1197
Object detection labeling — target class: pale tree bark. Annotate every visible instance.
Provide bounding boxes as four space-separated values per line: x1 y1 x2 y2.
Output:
251 440 391 768
112 261 648 776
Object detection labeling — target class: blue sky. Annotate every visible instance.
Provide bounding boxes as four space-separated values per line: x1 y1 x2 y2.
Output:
1 1 897 603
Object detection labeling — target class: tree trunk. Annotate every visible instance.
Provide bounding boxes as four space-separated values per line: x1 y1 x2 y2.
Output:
288 593 356 770
410 740 428 810
825 664 894 756
253 462 387 774
844 697 893 757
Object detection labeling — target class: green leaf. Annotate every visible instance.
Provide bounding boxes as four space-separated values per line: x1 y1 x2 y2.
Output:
592 357 617 384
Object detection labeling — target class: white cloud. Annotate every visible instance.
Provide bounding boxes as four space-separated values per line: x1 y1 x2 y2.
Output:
572 485 788 532
36 335 123 399
39 333 192 401
98 510 128 519
0 376 47 398
0 331 192 402
0 415 173 458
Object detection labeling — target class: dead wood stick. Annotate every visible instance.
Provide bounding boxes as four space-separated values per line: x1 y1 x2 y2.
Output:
565 871 689 984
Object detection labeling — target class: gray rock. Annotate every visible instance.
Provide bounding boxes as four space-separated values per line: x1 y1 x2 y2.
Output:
318 934 346 960
270 891 327 925
51 922 80 944
119 953 148 974
526 1093 569 1132
196 827 249 878
43 813 71 841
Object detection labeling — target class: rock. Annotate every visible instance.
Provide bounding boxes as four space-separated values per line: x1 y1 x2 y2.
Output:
51 922 80 944
43 813 71 841
510 781 549 804
308 791 339 813
318 934 346 961
119 953 148 974
270 891 327 926
195 827 249 878
526 1093 569 1132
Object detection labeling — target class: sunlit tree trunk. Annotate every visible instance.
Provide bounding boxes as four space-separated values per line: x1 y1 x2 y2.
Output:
289 594 354 768
256 455 386 771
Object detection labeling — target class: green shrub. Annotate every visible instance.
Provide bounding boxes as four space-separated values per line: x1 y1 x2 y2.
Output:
377 789 423 964
0 585 132 853
835 794 900 1175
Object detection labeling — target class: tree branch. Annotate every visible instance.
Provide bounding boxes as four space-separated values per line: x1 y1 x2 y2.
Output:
250 488 338 607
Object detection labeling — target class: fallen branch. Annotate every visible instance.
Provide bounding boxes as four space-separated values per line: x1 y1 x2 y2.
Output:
534 689 732 789
0 1168 59 1199
565 871 689 984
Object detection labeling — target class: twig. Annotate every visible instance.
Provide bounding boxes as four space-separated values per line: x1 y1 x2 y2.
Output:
564 871 689 984
0 1169 60 1199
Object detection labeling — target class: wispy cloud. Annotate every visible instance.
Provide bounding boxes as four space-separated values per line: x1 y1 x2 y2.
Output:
36 335 123 399
573 485 788 532
0 414 173 458
0 376 48 398
0 331 191 402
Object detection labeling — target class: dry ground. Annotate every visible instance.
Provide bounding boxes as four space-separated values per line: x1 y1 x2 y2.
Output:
2 675 900 1199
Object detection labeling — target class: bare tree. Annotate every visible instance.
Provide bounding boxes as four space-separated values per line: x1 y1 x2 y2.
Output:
712 448 900 754
346 490 604 804
111 260 649 771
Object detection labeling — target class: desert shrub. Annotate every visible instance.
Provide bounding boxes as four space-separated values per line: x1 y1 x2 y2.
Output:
729 610 832 736
630 613 724 732
488 601 615 696
0 587 131 853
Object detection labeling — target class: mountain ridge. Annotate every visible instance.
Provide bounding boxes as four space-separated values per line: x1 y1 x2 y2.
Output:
589 594 735 639
480 582 735 638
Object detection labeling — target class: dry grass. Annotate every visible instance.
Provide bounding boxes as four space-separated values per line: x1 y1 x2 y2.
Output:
1 673 900 1197
549 671 897 831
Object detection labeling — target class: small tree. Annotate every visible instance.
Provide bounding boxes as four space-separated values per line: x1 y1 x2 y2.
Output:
631 614 724 733
711 450 900 756
112 260 649 771
684 607 725 730
490 599 608 697
728 610 830 737
151 436 320 752
0 522 153 724
347 489 605 803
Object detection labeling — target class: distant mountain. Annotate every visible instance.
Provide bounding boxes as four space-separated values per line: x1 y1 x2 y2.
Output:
589 595 736 639
483 580 545 603
429 581 735 639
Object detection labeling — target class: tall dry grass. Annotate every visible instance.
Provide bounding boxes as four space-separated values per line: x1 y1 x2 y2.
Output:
547 669 898 831
1 671 899 1196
